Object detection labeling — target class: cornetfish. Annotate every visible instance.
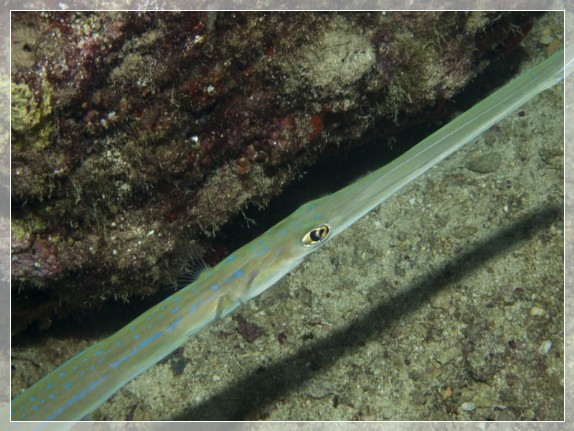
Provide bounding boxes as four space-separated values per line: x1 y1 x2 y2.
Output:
9 46 571 426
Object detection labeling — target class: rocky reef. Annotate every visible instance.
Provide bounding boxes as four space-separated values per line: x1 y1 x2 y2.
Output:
11 11 534 333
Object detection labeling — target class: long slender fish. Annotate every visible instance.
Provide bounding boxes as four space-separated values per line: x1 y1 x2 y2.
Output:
10 47 570 426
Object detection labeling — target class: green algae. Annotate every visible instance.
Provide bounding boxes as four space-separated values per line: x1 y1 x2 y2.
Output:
11 80 53 143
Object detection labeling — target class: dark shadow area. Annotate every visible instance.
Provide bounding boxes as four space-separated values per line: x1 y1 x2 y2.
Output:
176 204 562 420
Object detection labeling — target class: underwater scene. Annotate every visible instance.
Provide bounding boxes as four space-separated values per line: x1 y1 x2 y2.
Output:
10 10 564 421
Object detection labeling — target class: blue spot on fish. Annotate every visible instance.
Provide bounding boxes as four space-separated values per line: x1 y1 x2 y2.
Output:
64 382 73 390
110 320 177 370
210 284 219 291
254 245 270 256
138 332 163 350
45 376 107 421
223 269 245 284
168 316 183 332
171 305 181 314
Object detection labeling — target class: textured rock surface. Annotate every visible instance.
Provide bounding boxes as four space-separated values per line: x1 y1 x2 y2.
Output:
11 11 533 333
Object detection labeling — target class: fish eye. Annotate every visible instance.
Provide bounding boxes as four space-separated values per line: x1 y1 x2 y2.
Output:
301 224 331 247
